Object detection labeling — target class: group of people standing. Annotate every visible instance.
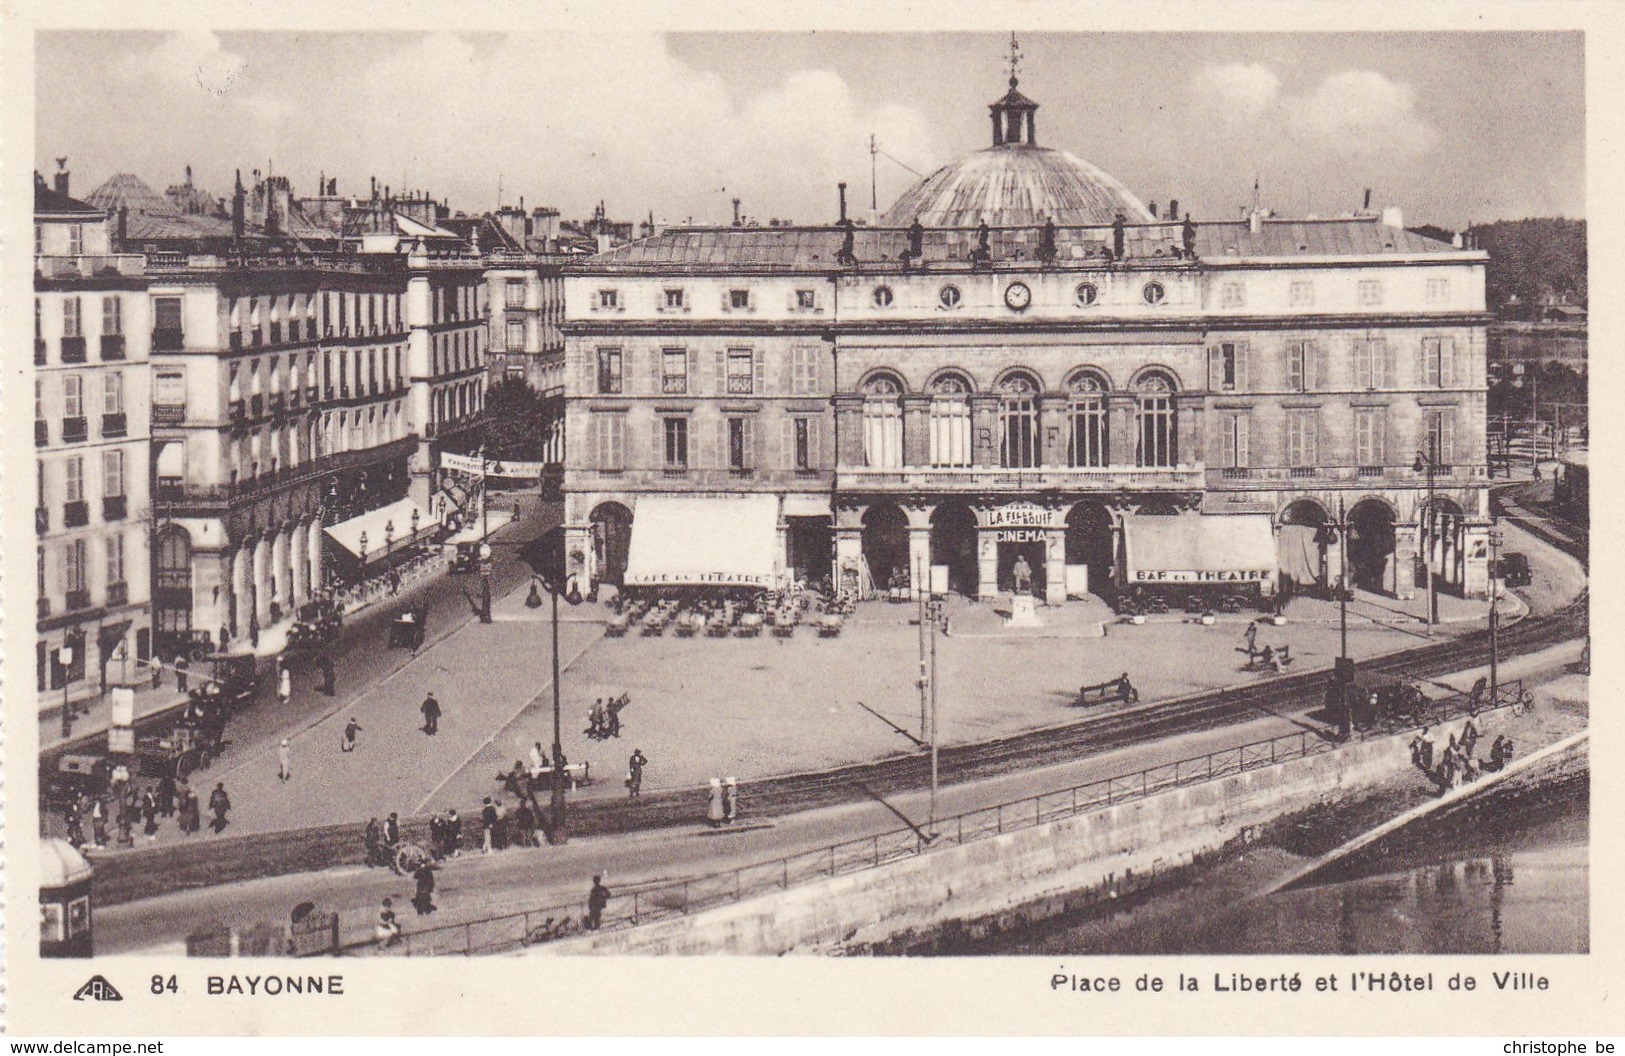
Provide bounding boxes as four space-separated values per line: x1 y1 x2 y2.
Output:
63 777 232 849
706 776 740 827
1410 717 1515 791
586 694 630 740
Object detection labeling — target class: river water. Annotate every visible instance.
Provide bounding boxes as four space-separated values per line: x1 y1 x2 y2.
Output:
961 782 1587 956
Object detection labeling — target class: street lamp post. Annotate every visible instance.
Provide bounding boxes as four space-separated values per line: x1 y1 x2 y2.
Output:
1488 523 1502 706
410 508 420 558
358 531 368 593
926 596 941 836
1412 448 1439 628
479 447 493 624
548 582 568 844
59 642 75 739
384 519 395 578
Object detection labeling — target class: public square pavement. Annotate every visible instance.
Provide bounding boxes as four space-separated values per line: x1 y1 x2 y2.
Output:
60 484 1582 856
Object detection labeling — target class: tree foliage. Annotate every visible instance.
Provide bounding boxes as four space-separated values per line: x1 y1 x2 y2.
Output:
483 376 562 464
1469 218 1587 316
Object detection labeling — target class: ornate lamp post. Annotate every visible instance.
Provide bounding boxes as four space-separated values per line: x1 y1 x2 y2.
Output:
1413 446 1440 628
384 518 395 573
358 530 369 588
410 507 420 555
479 446 493 624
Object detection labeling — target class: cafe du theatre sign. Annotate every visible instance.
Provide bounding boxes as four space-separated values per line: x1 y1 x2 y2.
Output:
982 502 1062 542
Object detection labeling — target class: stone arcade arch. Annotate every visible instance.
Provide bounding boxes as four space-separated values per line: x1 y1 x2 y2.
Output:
1347 498 1398 595
589 501 634 587
1064 501 1116 598
861 502 910 594
930 502 979 596
1278 498 1331 595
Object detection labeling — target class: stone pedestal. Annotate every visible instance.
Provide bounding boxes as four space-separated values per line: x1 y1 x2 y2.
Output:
1006 593 1043 627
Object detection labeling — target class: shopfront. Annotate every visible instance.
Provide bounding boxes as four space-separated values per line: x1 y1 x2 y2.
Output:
1121 512 1278 604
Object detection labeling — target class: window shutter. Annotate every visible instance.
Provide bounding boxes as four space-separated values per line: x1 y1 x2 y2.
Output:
1443 412 1456 463
814 417 827 469
581 350 595 394
1417 338 1430 387
687 348 698 393
754 350 766 395
1442 338 1457 387
787 289 800 312
1309 341 1325 390
651 417 664 468
1235 343 1250 390
1381 340 1396 389
782 418 794 469
1236 414 1250 467
752 416 764 469
1375 412 1387 463
1207 346 1221 390
647 348 660 395
721 289 733 312
714 349 726 395
717 420 729 469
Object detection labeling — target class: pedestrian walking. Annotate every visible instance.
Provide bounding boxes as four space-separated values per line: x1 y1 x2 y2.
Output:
706 777 725 828
1419 727 1435 772
412 863 437 915
529 741 548 782
480 797 497 854
208 782 231 834
64 801 84 847
341 717 363 752
627 749 647 799
384 812 400 851
364 818 384 867
158 773 177 817
319 655 336 697
90 797 109 848
180 786 200 836
515 800 537 847
421 692 441 736
277 664 292 707
278 738 292 782
607 694 626 738
150 657 163 690
116 802 136 847
723 776 739 824
1242 622 1258 658
1461 716 1480 758
446 808 462 857
428 813 446 859
493 798 510 850
588 699 607 739
375 898 401 946
141 788 160 839
175 655 190 693
585 875 611 931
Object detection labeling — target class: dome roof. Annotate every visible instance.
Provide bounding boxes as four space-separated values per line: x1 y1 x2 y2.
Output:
883 146 1156 228
87 173 180 218
41 837 93 889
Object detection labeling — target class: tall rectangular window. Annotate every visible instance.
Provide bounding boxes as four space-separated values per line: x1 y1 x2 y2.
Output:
663 417 689 468
862 401 902 468
728 417 749 470
1136 393 1176 467
505 318 525 350
794 418 813 470
63 297 83 337
1285 340 1312 392
791 346 819 394
596 348 623 394
662 348 688 394
1068 392 1107 467
106 533 127 587
1355 409 1386 465
103 372 124 414
63 374 84 418
1424 410 1456 464
63 538 88 594
726 349 754 394
1422 337 1455 387
505 279 525 307
153 296 182 332
102 296 123 335
1221 413 1250 468
1354 338 1389 389
64 455 84 503
930 398 972 468
1286 411 1319 467
592 414 625 471
68 224 83 256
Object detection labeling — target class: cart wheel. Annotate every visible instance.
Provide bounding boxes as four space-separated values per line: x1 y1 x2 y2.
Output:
198 749 213 771
177 756 194 780
190 644 210 662
392 843 430 876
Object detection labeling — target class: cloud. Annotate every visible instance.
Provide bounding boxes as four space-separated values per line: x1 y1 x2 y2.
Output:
1190 63 1435 159
115 31 246 95
1286 70 1435 156
1192 63 1281 119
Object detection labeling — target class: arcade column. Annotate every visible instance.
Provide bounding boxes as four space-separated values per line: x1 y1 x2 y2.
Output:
1393 522 1418 600
1038 395 1068 467
901 395 931 468
1106 394 1137 466
1044 527 1066 606
907 525 931 599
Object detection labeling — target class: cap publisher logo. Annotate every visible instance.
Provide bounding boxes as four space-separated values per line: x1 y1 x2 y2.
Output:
73 975 123 1001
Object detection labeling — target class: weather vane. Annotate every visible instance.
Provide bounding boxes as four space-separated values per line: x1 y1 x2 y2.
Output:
1007 32 1022 84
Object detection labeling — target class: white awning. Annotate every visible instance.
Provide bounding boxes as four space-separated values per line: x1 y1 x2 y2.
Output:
781 494 832 518
155 440 185 477
1123 513 1277 589
624 495 779 588
324 498 435 564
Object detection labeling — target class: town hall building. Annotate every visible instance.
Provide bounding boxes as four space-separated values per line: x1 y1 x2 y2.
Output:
561 74 1492 608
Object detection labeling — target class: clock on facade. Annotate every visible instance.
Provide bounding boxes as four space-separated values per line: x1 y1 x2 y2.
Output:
1004 282 1032 311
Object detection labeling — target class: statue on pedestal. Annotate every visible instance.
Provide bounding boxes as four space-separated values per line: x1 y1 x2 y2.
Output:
1011 554 1032 596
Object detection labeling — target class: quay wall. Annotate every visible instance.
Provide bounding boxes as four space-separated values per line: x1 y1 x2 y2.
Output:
539 715 1495 955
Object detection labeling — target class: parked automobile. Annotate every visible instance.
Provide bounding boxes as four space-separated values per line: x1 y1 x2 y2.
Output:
1496 551 1532 587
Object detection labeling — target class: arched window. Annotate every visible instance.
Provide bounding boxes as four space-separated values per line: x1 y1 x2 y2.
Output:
861 373 903 469
1135 372 1178 467
998 373 1040 469
1067 371 1109 468
928 373 972 467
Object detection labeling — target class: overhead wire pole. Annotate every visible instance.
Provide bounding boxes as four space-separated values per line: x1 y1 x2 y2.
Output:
928 593 940 835
1488 522 1501 708
916 553 929 743
548 580 567 844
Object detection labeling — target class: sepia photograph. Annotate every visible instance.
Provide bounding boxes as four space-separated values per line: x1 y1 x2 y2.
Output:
6 7 1609 1036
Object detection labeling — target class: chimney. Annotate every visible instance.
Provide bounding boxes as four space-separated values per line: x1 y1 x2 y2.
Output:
838 182 848 224
1381 205 1404 229
1148 201 1157 220
732 197 742 227
232 169 246 243
1362 188 1373 211
1248 210 1263 234
1167 199 1179 222
53 157 70 197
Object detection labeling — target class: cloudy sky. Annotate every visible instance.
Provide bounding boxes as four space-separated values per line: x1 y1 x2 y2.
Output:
35 31 1583 229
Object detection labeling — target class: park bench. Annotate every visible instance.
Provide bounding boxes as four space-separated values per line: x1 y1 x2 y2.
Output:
1242 644 1293 673
1075 673 1138 707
